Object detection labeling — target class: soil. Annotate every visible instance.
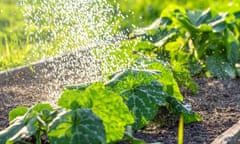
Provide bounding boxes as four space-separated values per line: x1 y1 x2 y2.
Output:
0 50 101 130
0 55 240 143
134 78 240 144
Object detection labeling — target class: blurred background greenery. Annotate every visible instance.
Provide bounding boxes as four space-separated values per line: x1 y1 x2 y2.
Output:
114 0 240 28
0 0 33 70
0 0 240 71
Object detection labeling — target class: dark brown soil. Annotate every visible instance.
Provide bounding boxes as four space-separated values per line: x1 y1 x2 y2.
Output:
0 56 240 143
0 50 101 130
134 78 240 144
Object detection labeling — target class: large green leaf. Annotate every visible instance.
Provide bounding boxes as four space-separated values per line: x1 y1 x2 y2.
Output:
206 55 236 79
135 58 184 101
186 8 211 26
48 108 106 144
175 8 228 33
8 106 28 122
126 81 167 129
58 83 134 143
208 13 228 33
106 69 168 130
166 96 201 124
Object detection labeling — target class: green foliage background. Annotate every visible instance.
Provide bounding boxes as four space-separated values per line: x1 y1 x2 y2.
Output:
114 0 240 29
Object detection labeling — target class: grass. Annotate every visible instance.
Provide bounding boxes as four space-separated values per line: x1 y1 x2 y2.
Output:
0 0 62 71
0 0 34 71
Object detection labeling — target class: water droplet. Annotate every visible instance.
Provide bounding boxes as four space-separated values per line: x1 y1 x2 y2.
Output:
18 0 134 103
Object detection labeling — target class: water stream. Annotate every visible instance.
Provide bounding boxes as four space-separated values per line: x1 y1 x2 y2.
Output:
19 0 133 100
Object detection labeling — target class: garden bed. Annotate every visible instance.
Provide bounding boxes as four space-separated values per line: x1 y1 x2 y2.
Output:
0 55 240 144
0 49 101 130
133 78 240 144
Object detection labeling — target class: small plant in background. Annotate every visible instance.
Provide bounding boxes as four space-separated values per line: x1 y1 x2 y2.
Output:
129 7 240 79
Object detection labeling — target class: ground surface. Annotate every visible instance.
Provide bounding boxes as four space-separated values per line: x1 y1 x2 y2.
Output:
134 78 240 144
0 61 240 143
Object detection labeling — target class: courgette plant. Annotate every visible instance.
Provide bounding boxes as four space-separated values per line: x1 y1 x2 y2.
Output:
6 6 239 144
0 68 201 144
130 7 240 79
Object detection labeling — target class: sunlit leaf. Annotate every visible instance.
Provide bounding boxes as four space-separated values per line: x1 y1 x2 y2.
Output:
135 58 184 101
8 106 28 122
186 8 211 26
49 108 106 144
107 69 168 129
32 103 53 112
58 83 134 143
